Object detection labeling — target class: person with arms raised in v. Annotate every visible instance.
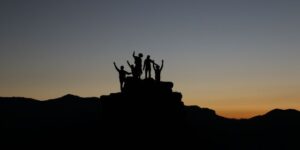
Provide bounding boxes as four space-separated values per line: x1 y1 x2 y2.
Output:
153 60 164 82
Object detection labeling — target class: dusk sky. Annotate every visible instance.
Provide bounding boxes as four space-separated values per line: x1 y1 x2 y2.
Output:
1 0 300 118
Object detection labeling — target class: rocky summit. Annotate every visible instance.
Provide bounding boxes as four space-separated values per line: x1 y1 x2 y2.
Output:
99 78 190 146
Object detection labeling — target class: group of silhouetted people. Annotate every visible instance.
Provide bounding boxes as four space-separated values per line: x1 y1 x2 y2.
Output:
114 51 164 91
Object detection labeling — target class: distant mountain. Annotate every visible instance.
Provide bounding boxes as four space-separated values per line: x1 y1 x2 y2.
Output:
0 78 299 149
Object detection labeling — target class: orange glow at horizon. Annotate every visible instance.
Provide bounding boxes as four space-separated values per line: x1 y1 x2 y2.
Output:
1 0 300 119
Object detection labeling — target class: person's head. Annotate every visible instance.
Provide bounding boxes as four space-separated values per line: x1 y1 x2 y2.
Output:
155 64 160 70
120 66 124 70
147 55 150 59
139 53 143 57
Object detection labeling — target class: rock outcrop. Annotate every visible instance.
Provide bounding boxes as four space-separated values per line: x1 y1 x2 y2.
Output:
99 78 190 146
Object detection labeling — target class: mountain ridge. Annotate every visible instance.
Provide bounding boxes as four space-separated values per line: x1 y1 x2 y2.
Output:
0 79 299 149
1 93 298 119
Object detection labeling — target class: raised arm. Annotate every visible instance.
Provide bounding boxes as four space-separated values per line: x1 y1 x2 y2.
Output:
160 60 164 71
113 62 119 72
127 60 131 67
132 51 136 57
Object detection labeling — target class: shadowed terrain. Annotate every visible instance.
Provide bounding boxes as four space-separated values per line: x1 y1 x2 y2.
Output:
0 79 299 149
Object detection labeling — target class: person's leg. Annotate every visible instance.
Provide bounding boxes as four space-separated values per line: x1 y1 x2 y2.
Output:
119 79 122 91
145 69 148 79
138 69 142 79
146 70 148 79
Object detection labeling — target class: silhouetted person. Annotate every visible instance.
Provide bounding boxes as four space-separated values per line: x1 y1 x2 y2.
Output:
153 60 164 82
132 51 143 79
143 55 154 79
127 60 139 79
114 62 131 91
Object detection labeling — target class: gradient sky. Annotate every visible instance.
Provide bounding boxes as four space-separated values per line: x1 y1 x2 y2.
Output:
1 0 300 118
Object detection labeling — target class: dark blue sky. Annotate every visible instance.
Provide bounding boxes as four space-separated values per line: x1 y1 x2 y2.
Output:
1 0 300 118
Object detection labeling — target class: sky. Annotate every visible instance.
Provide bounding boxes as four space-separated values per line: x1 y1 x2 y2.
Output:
0 0 300 118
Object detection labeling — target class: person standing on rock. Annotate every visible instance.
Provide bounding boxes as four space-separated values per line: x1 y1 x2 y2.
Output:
153 60 164 82
132 51 143 79
127 60 139 79
114 62 131 91
143 55 154 79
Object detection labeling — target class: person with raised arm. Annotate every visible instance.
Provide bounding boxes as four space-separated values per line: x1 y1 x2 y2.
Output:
127 60 138 79
132 51 143 79
153 60 164 82
114 62 131 91
143 55 154 79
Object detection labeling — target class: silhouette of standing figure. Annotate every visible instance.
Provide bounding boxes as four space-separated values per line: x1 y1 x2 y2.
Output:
153 60 164 82
127 60 138 79
114 62 131 91
143 55 154 79
132 51 143 79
